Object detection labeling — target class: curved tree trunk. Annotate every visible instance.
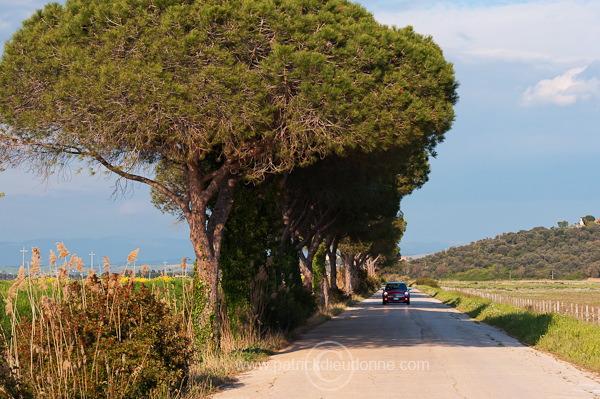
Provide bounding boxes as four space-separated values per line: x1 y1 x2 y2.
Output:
186 173 237 344
365 255 380 277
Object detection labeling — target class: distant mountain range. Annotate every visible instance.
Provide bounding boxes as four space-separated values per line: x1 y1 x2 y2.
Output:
1 236 456 273
0 236 195 272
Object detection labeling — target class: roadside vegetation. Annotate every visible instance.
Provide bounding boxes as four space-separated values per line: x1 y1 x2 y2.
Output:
0 245 380 398
418 284 600 374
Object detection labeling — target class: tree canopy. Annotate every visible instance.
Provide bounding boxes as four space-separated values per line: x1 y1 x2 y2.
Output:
1 0 456 176
0 0 458 336
282 147 425 286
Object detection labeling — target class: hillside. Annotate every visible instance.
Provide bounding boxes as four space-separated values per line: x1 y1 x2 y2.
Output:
407 224 600 280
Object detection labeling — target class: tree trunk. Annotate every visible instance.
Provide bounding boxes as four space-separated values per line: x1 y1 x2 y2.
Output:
298 233 325 290
366 257 376 277
342 253 356 296
328 237 339 291
187 173 237 345
299 253 314 289
321 275 330 309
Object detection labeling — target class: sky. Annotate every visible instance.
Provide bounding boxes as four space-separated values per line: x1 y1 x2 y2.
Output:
0 0 599 261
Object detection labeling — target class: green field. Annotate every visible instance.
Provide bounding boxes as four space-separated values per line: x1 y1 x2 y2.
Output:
0 276 191 333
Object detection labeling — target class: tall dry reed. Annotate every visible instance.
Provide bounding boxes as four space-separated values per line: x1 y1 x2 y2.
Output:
1 244 193 398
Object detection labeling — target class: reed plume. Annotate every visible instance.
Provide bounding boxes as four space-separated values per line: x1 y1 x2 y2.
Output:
29 247 41 275
127 249 140 264
56 242 70 259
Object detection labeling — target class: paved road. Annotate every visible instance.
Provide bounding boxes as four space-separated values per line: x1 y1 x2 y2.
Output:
213 289 600 399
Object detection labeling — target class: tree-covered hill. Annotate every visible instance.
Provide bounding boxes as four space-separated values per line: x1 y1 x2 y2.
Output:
407 224 600 280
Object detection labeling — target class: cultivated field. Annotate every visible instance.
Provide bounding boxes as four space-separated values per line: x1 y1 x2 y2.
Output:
440 279 600 325
441 279 600 305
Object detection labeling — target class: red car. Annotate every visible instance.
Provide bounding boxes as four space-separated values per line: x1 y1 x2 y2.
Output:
382 282 410 305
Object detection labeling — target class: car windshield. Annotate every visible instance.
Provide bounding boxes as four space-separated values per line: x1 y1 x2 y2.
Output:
385 283 407 291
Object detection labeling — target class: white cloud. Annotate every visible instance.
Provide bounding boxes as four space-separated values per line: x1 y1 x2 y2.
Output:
464 48 552 64
521 66 600 106
0 166 118 196
118 200 149 215
372 0 600 67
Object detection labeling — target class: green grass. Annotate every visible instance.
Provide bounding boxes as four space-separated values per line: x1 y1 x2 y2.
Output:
421 286 600 373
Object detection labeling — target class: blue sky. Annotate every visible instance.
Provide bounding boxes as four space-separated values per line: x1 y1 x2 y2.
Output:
369 0 600 252
1 0 599 260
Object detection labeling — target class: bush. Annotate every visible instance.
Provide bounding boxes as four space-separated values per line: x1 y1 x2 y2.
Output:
414 277 440 288
354 268 381 296
262 284 317 331
10 274 193 398
0 334 32 399
331 287 350 304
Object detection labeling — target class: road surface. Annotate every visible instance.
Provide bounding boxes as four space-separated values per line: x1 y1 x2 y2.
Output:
213 289 600 398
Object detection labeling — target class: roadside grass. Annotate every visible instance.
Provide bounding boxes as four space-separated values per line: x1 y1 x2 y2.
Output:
420 286 600 373
153 288 377 398
180 288 378 398
183 330 287 397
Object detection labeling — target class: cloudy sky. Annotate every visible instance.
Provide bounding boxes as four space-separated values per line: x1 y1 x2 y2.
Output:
1 0 599 258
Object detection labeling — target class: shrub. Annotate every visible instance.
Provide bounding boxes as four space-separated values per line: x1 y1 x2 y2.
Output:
0 333 32 399
414 277 440 288
355 268 381 296
10 273 193 398
331 287 350 304
262 284 317 331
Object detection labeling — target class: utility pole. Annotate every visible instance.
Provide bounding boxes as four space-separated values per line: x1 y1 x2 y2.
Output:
89 251 96 274
20 247 27 269
163 260 167 277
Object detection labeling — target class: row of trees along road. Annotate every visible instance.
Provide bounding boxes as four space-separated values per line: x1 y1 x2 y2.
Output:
0 0 458 343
